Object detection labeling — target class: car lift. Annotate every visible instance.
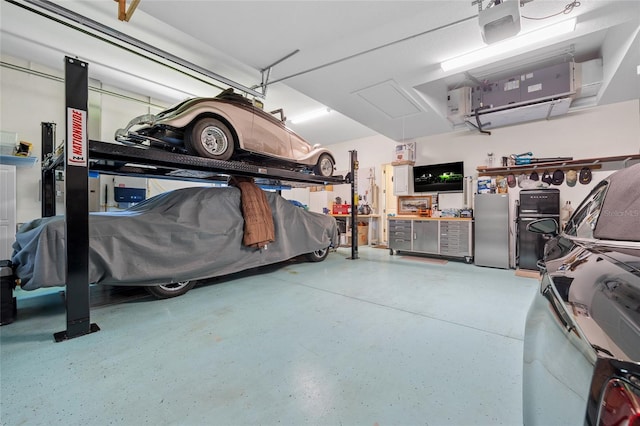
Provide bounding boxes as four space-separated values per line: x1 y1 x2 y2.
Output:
37 56 360 341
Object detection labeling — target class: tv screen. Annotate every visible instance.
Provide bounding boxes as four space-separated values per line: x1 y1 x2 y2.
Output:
413 161 464 193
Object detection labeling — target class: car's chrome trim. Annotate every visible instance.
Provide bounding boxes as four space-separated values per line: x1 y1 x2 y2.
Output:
114 114 156 140
560 234 640 250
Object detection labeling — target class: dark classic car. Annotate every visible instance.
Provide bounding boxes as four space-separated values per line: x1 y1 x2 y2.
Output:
115 88 336 177
11 186 339 299
522 163 640 425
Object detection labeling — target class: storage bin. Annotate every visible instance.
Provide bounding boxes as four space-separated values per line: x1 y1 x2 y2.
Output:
1 260 16 326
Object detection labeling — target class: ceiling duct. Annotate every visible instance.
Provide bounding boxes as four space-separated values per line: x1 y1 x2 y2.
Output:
446 60 602 131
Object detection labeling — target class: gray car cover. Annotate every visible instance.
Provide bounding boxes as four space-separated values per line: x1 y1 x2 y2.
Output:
12 186 339 290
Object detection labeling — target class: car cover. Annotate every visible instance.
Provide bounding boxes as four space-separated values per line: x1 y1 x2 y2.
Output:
12 186 339 290
593 163 640 242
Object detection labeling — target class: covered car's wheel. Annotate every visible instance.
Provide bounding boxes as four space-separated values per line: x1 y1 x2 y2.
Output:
145 280 196 299
185 118 235 160
306 246 330 262
314 154 334 177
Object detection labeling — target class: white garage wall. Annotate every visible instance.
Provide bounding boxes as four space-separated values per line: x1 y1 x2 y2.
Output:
1 57 66 223
0 55 173 221
2 53 639 225
329 99 640 209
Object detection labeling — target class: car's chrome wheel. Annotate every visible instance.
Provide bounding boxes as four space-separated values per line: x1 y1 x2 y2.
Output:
201 126 228 156
314 154 334 177
306 246 330 262
185 118 235 160
145 280 197 299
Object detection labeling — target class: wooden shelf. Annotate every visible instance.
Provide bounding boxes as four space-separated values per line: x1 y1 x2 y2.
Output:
476 154 640 176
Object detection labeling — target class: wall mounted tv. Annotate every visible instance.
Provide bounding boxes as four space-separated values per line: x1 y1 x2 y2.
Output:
413 161 464 193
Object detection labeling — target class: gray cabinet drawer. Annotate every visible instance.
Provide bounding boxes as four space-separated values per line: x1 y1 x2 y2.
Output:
439 220 471 257
389 220 412 231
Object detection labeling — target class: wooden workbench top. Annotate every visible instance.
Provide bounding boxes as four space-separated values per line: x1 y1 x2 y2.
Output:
387 216 473 221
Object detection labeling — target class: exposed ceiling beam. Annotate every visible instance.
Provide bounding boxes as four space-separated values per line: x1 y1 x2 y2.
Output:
115 0 141 22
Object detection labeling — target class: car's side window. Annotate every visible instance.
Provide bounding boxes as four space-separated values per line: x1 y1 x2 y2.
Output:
564 182 609 238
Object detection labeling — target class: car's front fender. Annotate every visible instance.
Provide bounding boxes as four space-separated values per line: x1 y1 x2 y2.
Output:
155 102 249 145
522 273 597 425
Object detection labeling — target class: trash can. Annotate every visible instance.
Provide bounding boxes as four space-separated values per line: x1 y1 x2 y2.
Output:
1 260 17 325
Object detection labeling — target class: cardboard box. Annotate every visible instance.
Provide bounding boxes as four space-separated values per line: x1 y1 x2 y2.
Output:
357 224 368 246
394 142 415 163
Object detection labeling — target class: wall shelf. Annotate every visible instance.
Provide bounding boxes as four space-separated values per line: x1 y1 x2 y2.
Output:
476 154 640 176
0 155 38 168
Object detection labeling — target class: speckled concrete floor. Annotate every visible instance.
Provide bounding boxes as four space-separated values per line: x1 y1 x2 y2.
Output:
0 247 537 426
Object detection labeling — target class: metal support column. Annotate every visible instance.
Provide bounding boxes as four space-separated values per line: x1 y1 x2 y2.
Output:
41 122 56 217
54 57 99 342
347 150 359 260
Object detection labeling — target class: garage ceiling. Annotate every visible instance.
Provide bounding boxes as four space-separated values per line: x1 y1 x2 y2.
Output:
1 0 639 146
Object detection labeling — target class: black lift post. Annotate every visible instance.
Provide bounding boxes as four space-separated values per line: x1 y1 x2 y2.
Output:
41 122 56 218
54 56 99 342
347 150 359 260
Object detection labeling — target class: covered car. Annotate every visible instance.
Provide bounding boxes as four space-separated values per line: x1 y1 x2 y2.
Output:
115 88 336 177
11 186 339 299
522 163 640 425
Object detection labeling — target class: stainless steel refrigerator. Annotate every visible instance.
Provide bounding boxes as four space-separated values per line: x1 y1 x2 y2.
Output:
474 193 510 269
517 189 560 270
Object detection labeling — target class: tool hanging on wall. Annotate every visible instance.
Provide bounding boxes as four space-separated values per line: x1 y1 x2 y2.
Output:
510 152 573 165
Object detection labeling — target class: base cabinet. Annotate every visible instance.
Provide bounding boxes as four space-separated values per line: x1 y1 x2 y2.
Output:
413 221 439 253
388 219 412 252
439 220 472 258
388 218 473 262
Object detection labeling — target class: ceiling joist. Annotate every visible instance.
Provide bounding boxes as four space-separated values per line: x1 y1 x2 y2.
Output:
115 0 141 22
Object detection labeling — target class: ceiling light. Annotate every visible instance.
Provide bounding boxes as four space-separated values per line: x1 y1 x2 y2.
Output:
441 18 577 72
289 108 331 124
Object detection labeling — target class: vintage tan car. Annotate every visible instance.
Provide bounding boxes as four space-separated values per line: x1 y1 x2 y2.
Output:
115 88 336 177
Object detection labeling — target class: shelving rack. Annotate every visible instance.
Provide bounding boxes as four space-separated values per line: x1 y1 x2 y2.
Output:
42 56 354 341
476 154 640 176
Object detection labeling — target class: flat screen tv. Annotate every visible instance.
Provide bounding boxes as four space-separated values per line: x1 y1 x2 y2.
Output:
413 161 464 193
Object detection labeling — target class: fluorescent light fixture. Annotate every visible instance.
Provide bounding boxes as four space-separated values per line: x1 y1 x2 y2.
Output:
289 108 331 124
441 18 577 72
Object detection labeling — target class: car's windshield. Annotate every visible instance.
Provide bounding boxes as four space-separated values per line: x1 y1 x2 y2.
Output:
564 181 609 239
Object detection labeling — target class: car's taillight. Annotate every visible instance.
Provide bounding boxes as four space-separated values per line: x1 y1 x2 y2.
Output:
599 378 640 426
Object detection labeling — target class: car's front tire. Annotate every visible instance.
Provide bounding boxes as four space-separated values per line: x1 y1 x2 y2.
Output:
306 247 330 262
185 118 235 160
145 280 197 299
314 154 334 177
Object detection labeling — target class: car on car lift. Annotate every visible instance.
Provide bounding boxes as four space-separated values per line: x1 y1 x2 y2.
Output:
115 88 336 177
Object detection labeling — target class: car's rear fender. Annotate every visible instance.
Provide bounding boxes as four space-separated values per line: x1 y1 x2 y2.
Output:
295 147 335 167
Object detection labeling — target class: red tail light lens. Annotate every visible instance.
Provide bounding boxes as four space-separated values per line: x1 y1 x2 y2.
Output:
599 378 640 426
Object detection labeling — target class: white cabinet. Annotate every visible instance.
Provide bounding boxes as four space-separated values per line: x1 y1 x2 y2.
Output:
0 165 17 260
393 164 413 196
